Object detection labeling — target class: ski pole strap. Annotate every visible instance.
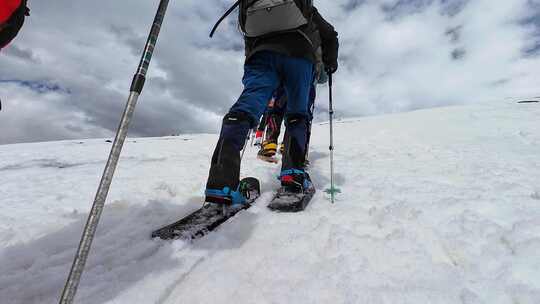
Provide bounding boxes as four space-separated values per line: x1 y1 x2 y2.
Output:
209 0 241 38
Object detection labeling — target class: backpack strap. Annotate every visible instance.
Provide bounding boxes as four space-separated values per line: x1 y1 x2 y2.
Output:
210 0 260 38
209 0 241 38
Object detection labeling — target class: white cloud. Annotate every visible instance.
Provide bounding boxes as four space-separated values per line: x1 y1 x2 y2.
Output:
0 0 539 144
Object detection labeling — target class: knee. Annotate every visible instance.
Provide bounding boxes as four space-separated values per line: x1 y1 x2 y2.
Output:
285 114 308 128
224 111 256 127
220 112 253 147
224 111 257 128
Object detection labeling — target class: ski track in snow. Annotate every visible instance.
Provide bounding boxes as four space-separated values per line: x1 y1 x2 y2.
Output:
1 104 539 303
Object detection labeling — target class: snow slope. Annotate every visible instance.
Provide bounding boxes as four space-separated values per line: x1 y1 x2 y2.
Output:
1 103 539 304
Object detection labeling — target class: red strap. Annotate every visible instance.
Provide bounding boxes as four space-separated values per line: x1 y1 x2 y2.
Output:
0 0 22 23
281 175 295 183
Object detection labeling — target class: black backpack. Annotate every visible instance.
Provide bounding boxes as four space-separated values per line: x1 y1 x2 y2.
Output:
210 0 319 49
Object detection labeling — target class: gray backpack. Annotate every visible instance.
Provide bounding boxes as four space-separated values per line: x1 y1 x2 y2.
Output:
211 0 314 40
240 0 310 37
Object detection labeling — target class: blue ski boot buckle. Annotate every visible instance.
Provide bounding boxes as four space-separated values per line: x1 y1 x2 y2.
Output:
205 187 247 206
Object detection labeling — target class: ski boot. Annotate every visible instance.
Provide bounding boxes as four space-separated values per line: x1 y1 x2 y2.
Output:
278 169 314 194
259 140 277 157
205 177 261 215
205 177 260 206
257 140 279 163
268 169 316 212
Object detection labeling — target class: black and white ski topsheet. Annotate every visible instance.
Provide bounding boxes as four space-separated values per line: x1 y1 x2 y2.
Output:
267 183 316 213
152 177 260 241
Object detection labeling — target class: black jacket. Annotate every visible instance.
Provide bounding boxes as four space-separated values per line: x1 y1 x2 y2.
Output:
244 6 339 69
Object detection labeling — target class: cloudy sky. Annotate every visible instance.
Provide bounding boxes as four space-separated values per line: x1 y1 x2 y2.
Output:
0 0 539 144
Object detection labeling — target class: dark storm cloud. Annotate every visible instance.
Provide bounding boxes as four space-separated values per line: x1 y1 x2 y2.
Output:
0 80 69 94
3 44 39 63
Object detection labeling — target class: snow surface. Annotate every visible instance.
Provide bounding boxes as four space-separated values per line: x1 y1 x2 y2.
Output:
1 103 539 304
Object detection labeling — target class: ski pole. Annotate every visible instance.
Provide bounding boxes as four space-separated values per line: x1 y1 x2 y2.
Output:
324 73 340 203
59 1 170 303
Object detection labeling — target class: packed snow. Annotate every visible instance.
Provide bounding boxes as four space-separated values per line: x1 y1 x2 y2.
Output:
1 102 539 304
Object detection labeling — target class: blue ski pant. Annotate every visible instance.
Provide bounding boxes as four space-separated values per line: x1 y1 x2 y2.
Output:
206 51 314 191
230 51 315 123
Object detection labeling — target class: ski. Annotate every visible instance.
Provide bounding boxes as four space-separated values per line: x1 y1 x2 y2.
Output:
268 181 316 213
152 177 260 241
